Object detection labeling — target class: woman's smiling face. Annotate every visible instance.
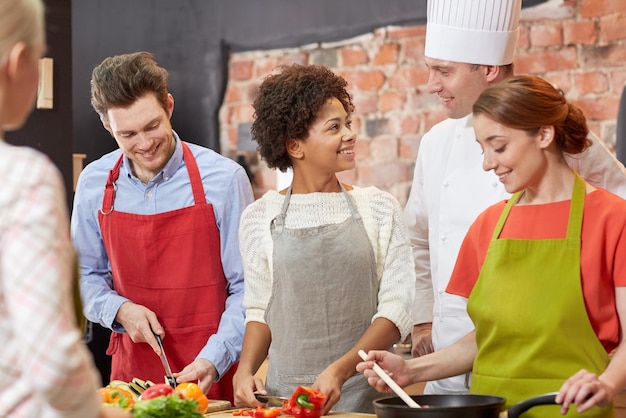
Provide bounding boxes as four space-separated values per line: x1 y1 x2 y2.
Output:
299 97 357 175
474 113 546 194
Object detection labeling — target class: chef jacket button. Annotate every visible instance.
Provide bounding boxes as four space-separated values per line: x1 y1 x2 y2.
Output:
147 192 153 198
492 182 498 187
441 235 447 242
443 182 449 188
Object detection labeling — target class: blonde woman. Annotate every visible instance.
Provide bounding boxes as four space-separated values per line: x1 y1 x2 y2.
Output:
0 1 129 416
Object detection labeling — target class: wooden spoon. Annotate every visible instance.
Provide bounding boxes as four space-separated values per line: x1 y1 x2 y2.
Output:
358 350 421 408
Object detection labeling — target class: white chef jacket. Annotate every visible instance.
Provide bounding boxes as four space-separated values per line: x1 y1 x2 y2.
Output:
405 114 626 394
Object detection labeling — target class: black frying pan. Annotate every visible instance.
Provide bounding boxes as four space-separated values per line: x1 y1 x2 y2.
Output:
373 392 558 418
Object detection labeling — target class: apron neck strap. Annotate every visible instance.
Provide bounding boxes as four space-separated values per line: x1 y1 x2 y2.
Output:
491 171 586 241
100 142 205 216
566 172 585 240
181 142 206 205
338 182 361 219
100 154 124 215
274 181 358 231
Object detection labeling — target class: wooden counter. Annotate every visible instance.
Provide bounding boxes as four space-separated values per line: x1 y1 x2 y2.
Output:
206 411 374 418
614 389 626 418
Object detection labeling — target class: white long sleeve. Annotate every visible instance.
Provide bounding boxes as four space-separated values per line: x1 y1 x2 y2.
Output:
238 186 415 340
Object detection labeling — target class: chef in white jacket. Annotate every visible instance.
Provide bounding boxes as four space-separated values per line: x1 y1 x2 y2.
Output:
406 0 626 395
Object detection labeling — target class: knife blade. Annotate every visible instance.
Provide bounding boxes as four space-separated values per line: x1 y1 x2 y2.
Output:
254 392 289 406
154 333 177 388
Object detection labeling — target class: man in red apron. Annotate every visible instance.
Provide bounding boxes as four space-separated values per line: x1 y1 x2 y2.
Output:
71 52 254 402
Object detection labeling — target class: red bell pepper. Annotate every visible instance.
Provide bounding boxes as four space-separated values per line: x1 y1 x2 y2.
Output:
140 383 183 400
283 386 327 418
233 407 283 418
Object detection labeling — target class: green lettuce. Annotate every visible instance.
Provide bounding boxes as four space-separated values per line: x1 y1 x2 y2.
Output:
132 394 203 418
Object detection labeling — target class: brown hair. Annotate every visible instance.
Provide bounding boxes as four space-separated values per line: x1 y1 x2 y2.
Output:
251 64 354 172
469 63 515 79
90 51 169 122
473 75 590 154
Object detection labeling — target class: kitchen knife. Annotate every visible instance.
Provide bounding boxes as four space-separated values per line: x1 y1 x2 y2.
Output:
154 333 177 388
254 392 289 406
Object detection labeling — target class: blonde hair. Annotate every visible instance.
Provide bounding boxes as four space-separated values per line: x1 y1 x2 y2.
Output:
0 0 45 66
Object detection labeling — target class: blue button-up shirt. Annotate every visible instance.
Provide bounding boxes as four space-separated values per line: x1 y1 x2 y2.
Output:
71 133 253 377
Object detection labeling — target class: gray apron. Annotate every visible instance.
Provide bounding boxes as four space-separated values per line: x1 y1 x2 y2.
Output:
265 184 381 413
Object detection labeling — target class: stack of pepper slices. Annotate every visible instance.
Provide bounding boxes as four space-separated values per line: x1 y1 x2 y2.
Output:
234 386 327 418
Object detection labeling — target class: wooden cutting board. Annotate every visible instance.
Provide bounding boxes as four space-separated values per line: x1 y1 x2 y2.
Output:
203 400 233 414
205 410 375 418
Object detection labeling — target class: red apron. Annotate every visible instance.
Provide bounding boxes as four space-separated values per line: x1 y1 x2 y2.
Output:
98 142 235 402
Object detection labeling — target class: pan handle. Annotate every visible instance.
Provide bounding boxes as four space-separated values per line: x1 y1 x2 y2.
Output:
506 392 558 418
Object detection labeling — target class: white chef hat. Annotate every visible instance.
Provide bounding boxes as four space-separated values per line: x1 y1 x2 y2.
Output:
425 0 522 65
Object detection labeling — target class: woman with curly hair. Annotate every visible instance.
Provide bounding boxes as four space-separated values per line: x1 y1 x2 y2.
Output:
232 64 415 413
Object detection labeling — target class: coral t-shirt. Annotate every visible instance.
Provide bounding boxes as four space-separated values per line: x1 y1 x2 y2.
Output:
447 189 626 352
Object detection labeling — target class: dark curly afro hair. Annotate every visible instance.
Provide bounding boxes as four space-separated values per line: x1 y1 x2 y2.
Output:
251 64 354 172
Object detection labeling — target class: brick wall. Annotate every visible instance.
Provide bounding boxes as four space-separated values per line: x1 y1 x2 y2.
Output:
220 0 626 205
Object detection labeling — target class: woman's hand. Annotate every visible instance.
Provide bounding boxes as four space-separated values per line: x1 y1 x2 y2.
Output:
232 371 267 408
356 350 410 392
312 367 343 414
556 369 613 415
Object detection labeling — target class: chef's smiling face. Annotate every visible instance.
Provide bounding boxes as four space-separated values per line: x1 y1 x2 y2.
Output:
425 58 492 119
474 113 549 194
103 92 176 183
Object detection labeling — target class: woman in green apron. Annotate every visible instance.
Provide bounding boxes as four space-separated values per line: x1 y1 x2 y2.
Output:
232 64 416 413
358 75 626 418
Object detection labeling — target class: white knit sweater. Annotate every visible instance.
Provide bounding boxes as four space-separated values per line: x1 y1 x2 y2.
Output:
238 186 415 340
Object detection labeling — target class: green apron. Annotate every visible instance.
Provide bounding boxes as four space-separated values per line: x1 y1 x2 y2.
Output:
467 173 613 418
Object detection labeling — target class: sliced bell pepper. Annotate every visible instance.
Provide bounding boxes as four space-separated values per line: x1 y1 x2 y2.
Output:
232 406 283 418
283 386 327 418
